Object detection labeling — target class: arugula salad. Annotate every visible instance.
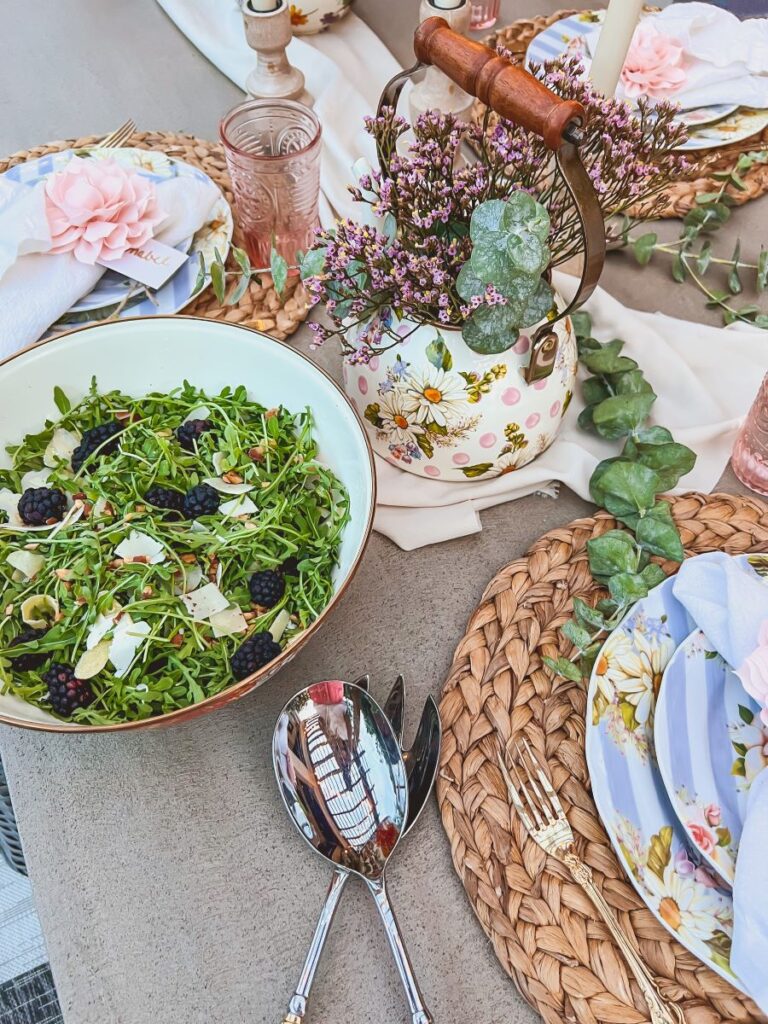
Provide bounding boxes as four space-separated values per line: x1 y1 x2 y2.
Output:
0 382 350 724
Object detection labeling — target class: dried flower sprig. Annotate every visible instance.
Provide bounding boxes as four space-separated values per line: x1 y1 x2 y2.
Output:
619 148 768 328
303 53 688 358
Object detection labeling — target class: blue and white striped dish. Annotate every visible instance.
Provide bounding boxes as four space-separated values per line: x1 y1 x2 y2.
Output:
655 628 762 887
2 147 232 333
587 559 753 992
524 11 749 151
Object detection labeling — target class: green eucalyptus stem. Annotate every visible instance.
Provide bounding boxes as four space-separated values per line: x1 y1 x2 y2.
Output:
544 314 697 684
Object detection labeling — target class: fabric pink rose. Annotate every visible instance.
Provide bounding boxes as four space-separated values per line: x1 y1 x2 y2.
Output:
688 822 716 855
620 22 687 100
704 804 721 828
737 620 768 729
44 156 162 265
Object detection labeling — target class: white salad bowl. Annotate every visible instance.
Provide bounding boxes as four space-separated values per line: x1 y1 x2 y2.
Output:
0 316 375 732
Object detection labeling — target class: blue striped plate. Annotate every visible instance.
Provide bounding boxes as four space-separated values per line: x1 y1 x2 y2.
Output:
587 561 749 990
655 627 762 887
2 147 232 334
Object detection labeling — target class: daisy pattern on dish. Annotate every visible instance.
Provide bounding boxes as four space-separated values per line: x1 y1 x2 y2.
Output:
403 367 468 427
378 392 419 446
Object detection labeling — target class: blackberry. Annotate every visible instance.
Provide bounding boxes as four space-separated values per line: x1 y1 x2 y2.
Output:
281 556 300 577
18 487 67 525
145 485 185 514
248 569 285 608
176 419 215 452
183 483 220 519
231 632 281 680
43 663 95 717
8 628 49 672
72 421 123 472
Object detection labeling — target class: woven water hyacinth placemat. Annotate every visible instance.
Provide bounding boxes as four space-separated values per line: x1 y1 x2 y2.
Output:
0 130 310 340
437 492 768 1024
475 11 768 218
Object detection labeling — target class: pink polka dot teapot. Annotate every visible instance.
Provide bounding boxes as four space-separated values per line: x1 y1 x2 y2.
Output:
335 18 606 482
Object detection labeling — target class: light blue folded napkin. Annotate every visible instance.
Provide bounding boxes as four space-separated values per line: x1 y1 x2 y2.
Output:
672 551 768 669
673 551 768 1011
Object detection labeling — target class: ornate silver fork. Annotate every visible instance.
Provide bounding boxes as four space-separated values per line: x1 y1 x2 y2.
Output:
499 737 685 1024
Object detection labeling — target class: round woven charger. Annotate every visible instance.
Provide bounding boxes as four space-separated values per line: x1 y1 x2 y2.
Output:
475 11 768 218
0 130 310 340
438 491 768 1024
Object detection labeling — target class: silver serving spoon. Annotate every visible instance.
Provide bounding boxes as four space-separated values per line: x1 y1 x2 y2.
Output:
274 681 433 1024
280 674 440 1023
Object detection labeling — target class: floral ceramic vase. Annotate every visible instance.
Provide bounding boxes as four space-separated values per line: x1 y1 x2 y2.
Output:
342 307 577 481
289 0 353 34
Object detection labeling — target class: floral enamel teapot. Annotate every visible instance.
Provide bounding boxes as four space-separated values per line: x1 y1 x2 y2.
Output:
336 18 606 481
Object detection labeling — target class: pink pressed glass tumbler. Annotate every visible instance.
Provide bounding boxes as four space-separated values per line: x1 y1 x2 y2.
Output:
469 0 500 31
220 98 322 270
732 373 768 496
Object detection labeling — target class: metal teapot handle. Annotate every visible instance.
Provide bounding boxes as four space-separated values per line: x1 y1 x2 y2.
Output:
378 16 606 382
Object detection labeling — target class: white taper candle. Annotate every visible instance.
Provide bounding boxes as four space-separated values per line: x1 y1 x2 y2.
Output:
589 0 644 98
247 0 280 11
430 0 464 9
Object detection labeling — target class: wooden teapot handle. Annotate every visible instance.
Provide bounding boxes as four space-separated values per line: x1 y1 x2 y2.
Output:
414 16 584 150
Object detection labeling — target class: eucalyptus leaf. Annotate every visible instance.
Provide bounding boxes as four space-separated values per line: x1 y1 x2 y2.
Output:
543 655 582 683
425 335 453 372
456 262 485 301
633 232 657 266
640 563 667 589
232 246 251 277
586 530 639 578
299 247 326 280
625 439 696 490
506 229 549 276
462 304 518 354
582 378 611 405
571 311 592 340
502 190 550 241
520 277 555 327
210 260 226 305
608 571 649 605
580 340 638 375
562 620 591 651
591 393 656 439
469 199 506 240
611 370 655 398
572 597 606 631
270 246 288 297
636 513 685 561
589 459 661 518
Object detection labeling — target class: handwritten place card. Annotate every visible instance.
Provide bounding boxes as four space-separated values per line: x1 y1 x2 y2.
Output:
98 238 188 290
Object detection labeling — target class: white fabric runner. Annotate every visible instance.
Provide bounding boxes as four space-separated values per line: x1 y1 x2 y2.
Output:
374 273 766 548
158 2 767 551
155 0 400 225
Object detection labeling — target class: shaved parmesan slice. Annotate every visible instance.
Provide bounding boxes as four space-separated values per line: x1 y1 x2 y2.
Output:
173 563 204 595
181 582 229 622
44 427 81 469
86 605 121 650
183 405 210 423
74 639 111 680
209 605 248 637
7 549 44 580
21 468 52 491
21 594 58 629
270 609 292 642
203 477 254 495
212 451 229 476
220 495 258 518
110 615 151 678
92 497 114 519
115 530 166 565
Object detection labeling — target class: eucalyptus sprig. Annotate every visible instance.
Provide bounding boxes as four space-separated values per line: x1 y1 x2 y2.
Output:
618 148 768 328
195 243 290 305
544 313 696 684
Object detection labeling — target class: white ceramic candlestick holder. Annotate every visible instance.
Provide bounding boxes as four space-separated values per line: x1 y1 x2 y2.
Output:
409 0 474 124
241 0 312 105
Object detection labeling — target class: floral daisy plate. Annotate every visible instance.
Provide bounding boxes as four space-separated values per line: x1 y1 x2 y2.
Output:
654 626 762 887
2 146 232 332
524 10 757 151
587 567 745 991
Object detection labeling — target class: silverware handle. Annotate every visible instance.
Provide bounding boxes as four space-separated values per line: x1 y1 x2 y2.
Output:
282 868 350 1023
366 876 433 1024
564 854 685 1024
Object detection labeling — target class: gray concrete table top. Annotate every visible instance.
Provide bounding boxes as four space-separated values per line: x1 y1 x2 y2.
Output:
0 1 757 1022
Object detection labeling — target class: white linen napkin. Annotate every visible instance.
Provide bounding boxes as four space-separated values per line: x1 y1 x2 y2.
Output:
615 2 768 109
374 274 766 549
672 552 768 1012
0 174 221 357
154 0 400 225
